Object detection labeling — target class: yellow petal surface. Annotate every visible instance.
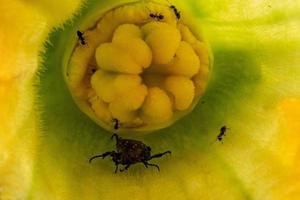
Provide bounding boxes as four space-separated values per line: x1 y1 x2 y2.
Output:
0 0 82 198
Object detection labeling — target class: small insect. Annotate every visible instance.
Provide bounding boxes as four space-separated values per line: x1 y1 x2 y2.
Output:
113 118 120 130
215 126 229 144
164 0 180 19
91 68 97 73
149 13 164 21
89 134 171 173
170 5 180 19
76 30 86 45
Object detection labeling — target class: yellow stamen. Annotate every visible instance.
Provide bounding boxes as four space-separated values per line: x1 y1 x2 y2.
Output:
66 1 212 133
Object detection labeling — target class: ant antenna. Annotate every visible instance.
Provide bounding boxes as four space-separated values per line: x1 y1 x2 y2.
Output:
210 138 218 145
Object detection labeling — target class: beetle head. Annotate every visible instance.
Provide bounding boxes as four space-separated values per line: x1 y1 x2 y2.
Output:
111 152 121 163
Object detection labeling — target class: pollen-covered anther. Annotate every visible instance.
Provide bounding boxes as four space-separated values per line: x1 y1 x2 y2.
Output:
142 22 181 65
66 1 211 133
141 87 173 123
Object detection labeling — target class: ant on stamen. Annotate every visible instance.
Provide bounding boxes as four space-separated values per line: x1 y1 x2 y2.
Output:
91 68 97 74
169 5 180 19
164 0 180 20
145 5 164 21
76 30 86 45
149 12 164 21
113 118 120 130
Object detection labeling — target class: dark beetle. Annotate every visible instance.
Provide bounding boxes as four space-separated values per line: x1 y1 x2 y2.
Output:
89 134 171 173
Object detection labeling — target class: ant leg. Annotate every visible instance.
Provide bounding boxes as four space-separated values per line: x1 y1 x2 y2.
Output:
217 137 224 144
210 138 218 145
150 151 171 159
89 151 112 163
143 161 160 171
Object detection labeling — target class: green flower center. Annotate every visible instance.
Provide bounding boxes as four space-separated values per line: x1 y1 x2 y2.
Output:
65 1 212 134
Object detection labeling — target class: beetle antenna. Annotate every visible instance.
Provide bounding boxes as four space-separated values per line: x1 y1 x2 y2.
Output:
89 155 102 163
89 151 113 163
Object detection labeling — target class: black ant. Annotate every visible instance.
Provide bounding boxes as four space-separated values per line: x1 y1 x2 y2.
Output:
149 13 164 21
212 126 229 144
76 30 86 45
145 5 164 21
113 118 120 130
164 0 180 19
169 5 180 19
91 68 97 74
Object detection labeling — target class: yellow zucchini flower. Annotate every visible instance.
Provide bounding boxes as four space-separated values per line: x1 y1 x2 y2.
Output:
0 0 300 199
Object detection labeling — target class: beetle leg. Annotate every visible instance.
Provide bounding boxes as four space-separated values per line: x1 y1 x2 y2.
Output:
119 164 131 172
114 164 119 173
142 161 148 168
150 151 171 159
89 151 112 163
125 164 131 170
111 133 120 142
143 161 160 171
